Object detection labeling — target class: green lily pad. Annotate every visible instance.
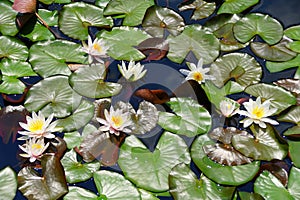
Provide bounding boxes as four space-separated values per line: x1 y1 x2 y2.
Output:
278 106 300 124
288 140 300 168
56 99 94 132
254 167 300 200
232 125 288 161
274 78 300 94
0 58 37 94
284 126 300 137
29 40 86 78
210 53 262 88
233 13 283 45
95 0 110 8
191 134 260 186
158 97 211 137
64 124 97 149
169 163 235 200
0 167 17 200
244 83 297 115
0 36 28 61
61 149 100 183
239 192 264 200
59 2 113 40
266 55 300 79
40 0 71 4
178 0 216 20
142 5 185 38
285 25 300 40
287 41 300 53
98 26 150 61
63 186 97 200
69 64 122 98
0 0 18 36
167 24 220 64
104 0 154 26
139 188 159 200
25 75 82 118
218 0 259 14
118 131 191 192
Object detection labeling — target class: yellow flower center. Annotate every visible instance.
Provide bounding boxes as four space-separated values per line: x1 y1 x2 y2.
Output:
111 116 123 127
252 106 265 119
28 119 44 132
192 72 203 82
93 43 102 53
31 143 43 151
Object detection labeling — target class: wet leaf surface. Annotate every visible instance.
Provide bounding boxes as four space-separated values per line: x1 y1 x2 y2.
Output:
0 0 18 36
217 0 259 14
0 36 28 61
278 106 300 124
178 0 216 20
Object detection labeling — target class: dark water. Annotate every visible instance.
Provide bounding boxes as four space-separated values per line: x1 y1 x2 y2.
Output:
1 0 300 199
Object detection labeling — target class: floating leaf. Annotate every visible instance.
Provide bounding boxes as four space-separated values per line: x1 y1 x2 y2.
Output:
210 53 262 88
284 126 300 138
0 0 18 36
58 2 113 40
260 160 289 187
239 192 264 200
0 167 17 200
39 0 71 4
98 26 150 61
218 0 259 14
63 186 97 200
61 149 100 183
169 163 235 200
139 188 159 200
274 79 300 94
69 64 122 98
288 140 300 168
245 83 297 114
266 54 300 78
56 100 94 132
29 40 86 78
158 97 211 137
136 38 169 61
25 75 82 118
167 24 219 64
278 106 300 124
0 36 28 61
104 0 154 26
233 13 283 45
64 124 97 149
191 134 260 186
118 132 191 192
287 41 300 53
178 0 216 20
285 25 300 40
12 0 36 13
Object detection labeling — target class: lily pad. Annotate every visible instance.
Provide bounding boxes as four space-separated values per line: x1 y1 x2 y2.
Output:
167 24 220 64
169 163 235 200
29 40 86 78
158 97 211 137
0 167 17 200
61 149 100 183
64 124 97 149
25 75 82 118
69 64 122 98
58 2 113 40
139 188 159 200
56 99 94 132
178 0 216 20
232 125 288 161
287 41 300 53
118 131 191 192
210 53 262 88
244 83 297 114
98 26 150 61
63 186 98 200
0 0 18 36
0 36 28 61
278 106 300 124
191 134 260 186
218 0 259 14
239 192 264 200
285 25 300 40
104 0 154 26
40 0 71 4
284 126 300 138
233 13 283 45
288 140 300 168
274 78 300 94
266 54 300 78
142 5 185 37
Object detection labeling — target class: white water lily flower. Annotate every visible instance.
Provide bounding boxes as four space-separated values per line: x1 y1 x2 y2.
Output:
118 60 147 82
19 138 50 162
219 99 239 117
96 105 134 136
179 58 215 84
238 97 279 128
82 35 109 64
18 111 58 139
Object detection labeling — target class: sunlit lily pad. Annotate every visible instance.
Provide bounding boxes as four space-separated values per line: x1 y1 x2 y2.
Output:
169 163 235 200
218 0 259 14
0 0 18 36
158 97 211 137
288 140 300 168
178 0 216 20
0 36 28 61
61 149 100 183
191 134 260 186
233 13 283 45
239 192 264 200
104 0 154 26
285 25 300 40
69 64 122 98
118 132 190 192
64 124 97 149
254 167 300 200
210 53 262 88
287 41 300 53
278 106 300 124
25 75 82 118
232 125 288 161
0 58 37 94
58 2 113 40
0 167 17 200
167 24 220 64
245 83 297 114
98 26 150 61
260 160 289 187
29 40 86 78
266 55 300 79
142 5 185 38
284 126 300 138
139 188 159 200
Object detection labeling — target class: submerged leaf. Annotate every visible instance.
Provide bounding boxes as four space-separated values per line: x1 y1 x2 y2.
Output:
218 0 259 14
178 0 216 20
0 167 17 200
134 88 170 104
12 0 36 13
136 38 169 61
